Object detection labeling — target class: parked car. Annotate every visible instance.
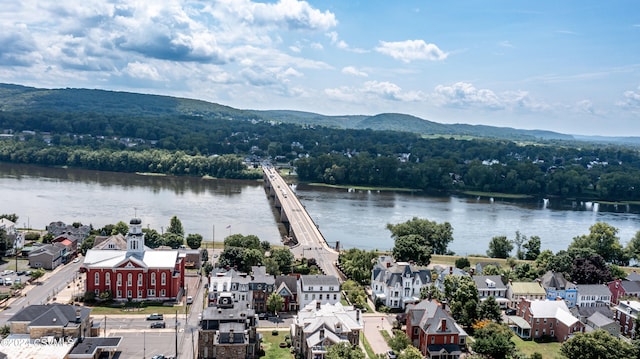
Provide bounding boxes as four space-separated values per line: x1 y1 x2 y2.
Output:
186 296 193 305
387 350 397 359
505 308 517 316
72 258 80 263
4 278 12 286
258 313 268 320
150 321 166 329
147 313 164 321
14 278 21 285
16 271 26 276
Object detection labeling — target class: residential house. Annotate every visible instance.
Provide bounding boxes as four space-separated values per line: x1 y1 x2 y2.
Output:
92 234 127 250
28 243 66 270
249 266 275 313
608 279 640 305
198 292 259 359
47 221 91 240
292 301 362 359
0 218 23 254
613 300 640 338
506 281 547 309
297 275 340 309
474 261 501 275
405 299 467 358
371 256 432 310
540 271 577 307
576 284 612 308
431 265 467 292
585 311 620 337
513 299 584 342
208 269 251 307
627 271 640 281
83 218 185 302
570 305 614 325
52 235 78 262
473 275 508 308
275 275 299 312
180 247 203 269
3 304 122 359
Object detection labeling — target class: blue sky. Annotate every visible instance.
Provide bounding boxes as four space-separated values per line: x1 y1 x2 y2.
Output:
1 1 639 136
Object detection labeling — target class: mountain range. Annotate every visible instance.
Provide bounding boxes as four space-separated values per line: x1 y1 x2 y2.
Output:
1 83 638 146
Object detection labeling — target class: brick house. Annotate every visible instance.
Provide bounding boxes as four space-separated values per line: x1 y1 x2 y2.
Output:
197 293 259 359
613 300 640 338
275 275 299 312
608 279 640 305
249 266 274 314
83 218 185 302
405 299 467 358
514 298 584 342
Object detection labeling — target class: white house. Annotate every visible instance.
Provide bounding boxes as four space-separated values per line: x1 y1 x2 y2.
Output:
297 275 340 309
370 255 432 310
576 284 612 308
474 275 509 308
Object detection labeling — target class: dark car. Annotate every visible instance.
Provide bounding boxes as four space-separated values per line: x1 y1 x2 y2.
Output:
150 321 166 329
258 313 268 320
505 308 517 316
147 313 164 320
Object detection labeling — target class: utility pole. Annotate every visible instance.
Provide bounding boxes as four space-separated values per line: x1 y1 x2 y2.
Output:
175 310 179 359
103 316 106 337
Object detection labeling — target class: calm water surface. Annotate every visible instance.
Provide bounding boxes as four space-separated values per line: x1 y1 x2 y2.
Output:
1 163 638 256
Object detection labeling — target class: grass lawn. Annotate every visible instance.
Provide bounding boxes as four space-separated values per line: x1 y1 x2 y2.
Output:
360 331 376 359
512 336 563 359
261 330 294 359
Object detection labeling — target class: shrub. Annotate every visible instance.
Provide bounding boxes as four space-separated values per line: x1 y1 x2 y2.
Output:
272 330 279 336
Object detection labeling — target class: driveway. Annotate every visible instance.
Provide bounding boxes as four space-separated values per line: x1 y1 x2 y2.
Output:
362 314 393 355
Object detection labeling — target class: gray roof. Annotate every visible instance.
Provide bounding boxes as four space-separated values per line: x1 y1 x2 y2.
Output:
202 302 255 320
251 266 275 285
620 280 640 293
69 337 122 356
8 304 91 327
576 284 611 297
275 275 298 295
541 271 576 290
587 311 615 328
300 275 340 287
627 272 640 281
473 275 506 290
374 261 431 287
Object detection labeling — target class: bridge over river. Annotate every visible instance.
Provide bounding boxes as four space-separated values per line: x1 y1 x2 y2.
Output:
262 166 340 279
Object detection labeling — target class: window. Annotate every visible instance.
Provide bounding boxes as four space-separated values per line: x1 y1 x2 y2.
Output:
148 289 155 297
137 290 142 298
138 274 143 286
431 336 435 344
151 273 156 285
161 289 166 297
117 290 122 298
127 273 132 286
334 294 337 300
319 286 323 291
94 272 99 285
105 273 110 286
414 328 419 335
305 294 308 300
117 273 122 286
319 294 323 300
94 289 99 296
127 290 132 298
161 273 166 285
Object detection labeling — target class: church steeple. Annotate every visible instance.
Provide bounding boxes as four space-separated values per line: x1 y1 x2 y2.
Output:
126 217 145 256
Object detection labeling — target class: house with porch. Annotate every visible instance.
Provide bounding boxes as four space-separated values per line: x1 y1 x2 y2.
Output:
473 275 508 308
608 279 640 305
405 299 467 358
540 271 577 307
506 281 547 309
275 275 299 312
512 298 584 342
370 255 432 310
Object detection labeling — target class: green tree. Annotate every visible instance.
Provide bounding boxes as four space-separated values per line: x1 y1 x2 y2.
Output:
186 233 203 249
162 232 184 249
143 228 163 248
392 235 432 266
80 235 95 255
167 216 184 238
42 232 54 244
241 248 264 272
339 248 378 285
271 248 294 274
455 257 471 269
478 296 503 323
471 323 515 359
325 341 364 359
387 217 454 255
568 222 627 265
523 236 541 260
388 329 411 353
560 330 636 359
224 234 260 249
487 236 513 259
203 262 214 276
341 280 367 309
266 292 284 314
0 213 18 223
513 231 527 260
260 240 271 252
30 269 45 284
112 221 129 235
445 276 479 327
626 230 640 261
201 248 209 263
420 283 445 301
218 247 245 269
398 345 423 359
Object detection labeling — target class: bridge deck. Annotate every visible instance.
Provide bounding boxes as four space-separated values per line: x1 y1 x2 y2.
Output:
262 166 340 279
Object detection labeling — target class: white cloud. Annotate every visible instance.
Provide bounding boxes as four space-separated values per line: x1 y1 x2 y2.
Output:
375 39 447 63
342 66 368 77
617 86 640 110
432 82 548 112
123 61 161 81
325 80 424 103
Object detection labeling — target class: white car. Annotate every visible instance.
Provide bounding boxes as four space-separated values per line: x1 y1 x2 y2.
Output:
73 258 80 263
4 278 12 286
186 296 193 305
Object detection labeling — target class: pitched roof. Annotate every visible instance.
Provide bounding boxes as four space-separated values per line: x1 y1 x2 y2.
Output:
300 275 339 288
509 282 547 296
620 280 640 293
576 284 611 297
587 311 615 328
83 248 178 269
627 271 640 281
541 271 576 290
8 304 91 328
473 275 506 290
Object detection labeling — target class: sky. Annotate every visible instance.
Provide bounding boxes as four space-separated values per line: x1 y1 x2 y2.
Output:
1 1 639 136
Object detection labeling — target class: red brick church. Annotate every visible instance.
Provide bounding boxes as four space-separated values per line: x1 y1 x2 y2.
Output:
83 218 185 301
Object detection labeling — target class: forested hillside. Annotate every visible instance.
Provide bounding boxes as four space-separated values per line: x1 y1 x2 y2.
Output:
1 83 640 201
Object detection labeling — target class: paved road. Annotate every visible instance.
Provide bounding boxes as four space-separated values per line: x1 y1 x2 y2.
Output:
362 314 393 356
263 166 340 279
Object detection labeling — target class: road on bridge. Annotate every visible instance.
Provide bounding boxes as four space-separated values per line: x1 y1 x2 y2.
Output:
263 166 340 279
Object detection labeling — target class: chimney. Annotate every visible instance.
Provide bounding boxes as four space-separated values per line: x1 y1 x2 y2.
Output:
356 309 360 323
316 301 321 311
319 328 325 339
386 262 391 268
75 309 82 324
449 266 453 275
440 319 447 332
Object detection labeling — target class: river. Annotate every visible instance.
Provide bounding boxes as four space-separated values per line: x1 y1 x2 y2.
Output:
1 163 638 256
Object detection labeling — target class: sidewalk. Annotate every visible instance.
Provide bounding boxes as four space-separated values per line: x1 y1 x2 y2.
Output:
362 314 392 356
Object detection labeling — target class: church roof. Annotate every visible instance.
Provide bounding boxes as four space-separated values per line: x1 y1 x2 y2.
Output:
83 248 178 269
